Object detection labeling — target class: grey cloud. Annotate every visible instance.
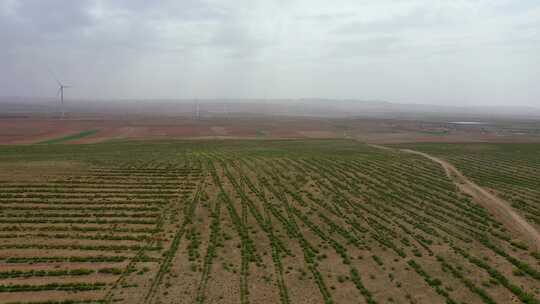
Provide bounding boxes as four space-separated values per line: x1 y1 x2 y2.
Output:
492 1 540 14
16 0 94 33
107 0 230 22
0 0 538 106
334 7 445 35
325 36 401 60
0 0 94 44
297 12 356 22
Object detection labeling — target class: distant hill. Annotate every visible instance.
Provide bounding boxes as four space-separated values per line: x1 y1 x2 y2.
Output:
1 96 539 120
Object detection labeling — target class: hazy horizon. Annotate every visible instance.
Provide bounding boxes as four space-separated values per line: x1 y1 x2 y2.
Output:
1 1 539 107
1 95 540 110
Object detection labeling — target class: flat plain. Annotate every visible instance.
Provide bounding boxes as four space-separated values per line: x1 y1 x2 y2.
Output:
1 115 539 145
0 139 539 304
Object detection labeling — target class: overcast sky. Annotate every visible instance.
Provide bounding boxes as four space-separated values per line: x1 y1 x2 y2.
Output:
1 0 539 106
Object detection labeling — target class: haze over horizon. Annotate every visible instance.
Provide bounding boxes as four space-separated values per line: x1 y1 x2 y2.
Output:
1 0 539 107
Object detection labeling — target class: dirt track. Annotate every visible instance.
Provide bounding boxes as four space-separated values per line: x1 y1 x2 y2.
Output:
401 148 540 250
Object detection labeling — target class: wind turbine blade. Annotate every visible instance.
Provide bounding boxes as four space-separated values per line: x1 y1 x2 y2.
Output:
47 67 63 86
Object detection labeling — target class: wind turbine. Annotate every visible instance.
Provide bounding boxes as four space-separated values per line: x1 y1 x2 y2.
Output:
48 69 71 119
195 99 200 120
56 81 71 119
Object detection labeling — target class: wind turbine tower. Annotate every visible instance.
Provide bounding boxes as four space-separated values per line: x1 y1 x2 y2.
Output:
195 99 201 120
58 83 71 118
49 71 71 119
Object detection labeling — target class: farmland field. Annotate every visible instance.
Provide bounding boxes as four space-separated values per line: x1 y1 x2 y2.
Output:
0 140 539 304
398 143 540 230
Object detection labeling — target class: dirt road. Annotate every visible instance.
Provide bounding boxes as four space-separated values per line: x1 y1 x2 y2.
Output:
368 143 540 249
400 148 540 250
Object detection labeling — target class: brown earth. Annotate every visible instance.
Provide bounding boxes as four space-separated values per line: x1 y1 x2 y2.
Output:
1 114 539 144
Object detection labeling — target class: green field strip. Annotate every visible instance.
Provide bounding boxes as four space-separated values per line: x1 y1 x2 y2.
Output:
37 130 99 144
